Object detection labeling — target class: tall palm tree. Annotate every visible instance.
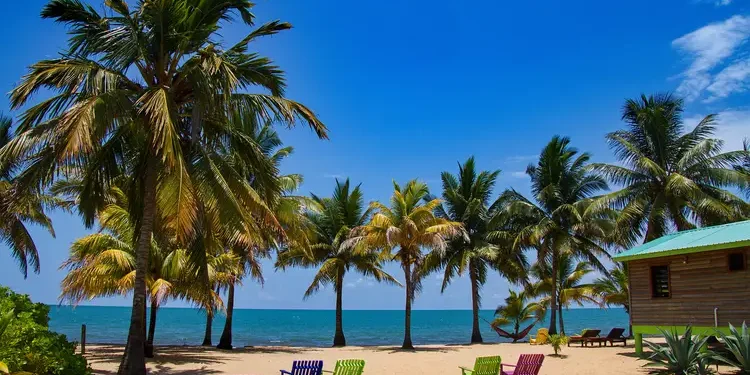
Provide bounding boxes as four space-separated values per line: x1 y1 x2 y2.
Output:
528 253 598 335
428 157 527 343
492 290 545 343
349 180 465 349
734 139 750 198
0 115 56 278
592 263 631 336
59 188 234 346
2 1 326 372
591 94 749 245
276 179 399 347
493 136 613 335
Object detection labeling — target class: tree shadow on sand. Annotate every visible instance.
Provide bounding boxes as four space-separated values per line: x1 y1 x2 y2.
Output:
368 346 460 354
86 345 232 372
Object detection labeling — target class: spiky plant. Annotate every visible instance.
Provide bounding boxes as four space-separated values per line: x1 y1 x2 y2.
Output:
645 326 712 375
711 322 750 374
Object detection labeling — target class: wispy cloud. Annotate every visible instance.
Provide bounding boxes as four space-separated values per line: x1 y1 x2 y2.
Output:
510 171 527 178
685 110 750 150
672 15 750 102
705 59 750 101
504 155 537 163
323 173 345 179
697 0 732 5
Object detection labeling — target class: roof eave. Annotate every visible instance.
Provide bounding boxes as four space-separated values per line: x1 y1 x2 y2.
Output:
613 239 750 262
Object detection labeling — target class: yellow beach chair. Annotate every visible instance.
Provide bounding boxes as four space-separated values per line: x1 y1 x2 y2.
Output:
529 328 548 345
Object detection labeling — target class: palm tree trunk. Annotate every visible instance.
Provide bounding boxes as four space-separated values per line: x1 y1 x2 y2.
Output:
547 252 559 335
147 296 158 345
558 304 565 336
217 282 235 350
469 262 483 344
402 263 414 349
333 271 346 347
118 161 157 375
202 312 213 346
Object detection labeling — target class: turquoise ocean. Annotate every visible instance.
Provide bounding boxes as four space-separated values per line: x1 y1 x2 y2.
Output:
48 306 628 347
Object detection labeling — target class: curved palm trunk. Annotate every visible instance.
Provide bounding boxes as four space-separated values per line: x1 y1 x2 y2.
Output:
217 282 235 350
333 271 346 347
118 162 157 375
202 312 213 346
558 304 564 336
547 253 559 335
402 263 414 349
469 262 483 344
147 296 158 345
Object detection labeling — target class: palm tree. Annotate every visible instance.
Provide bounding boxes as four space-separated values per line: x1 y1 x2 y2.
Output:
734 139 750 198
493 136 613 335
276 179 399 347
492 290 545 343
591 94 749 245
58 189 233 346
428 157 528 343
592 263 631 336
349 180 465 349
2 1 326 372
0 115 56 278
528 253 598 335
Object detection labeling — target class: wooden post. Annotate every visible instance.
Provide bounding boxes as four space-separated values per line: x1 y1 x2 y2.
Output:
81 324 86 355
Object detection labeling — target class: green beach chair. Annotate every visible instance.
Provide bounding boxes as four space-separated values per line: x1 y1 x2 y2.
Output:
323 359 365 375
459 355 501 375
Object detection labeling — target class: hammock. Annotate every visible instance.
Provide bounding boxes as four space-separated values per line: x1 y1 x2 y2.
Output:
482 317 537 343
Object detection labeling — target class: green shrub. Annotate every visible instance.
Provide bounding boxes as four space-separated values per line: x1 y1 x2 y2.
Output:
710 322 750 374
644 326 712 375
0 286 90 375
548 334 568 356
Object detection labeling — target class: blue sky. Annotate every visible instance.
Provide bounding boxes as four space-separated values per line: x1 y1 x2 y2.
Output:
1 0 749 310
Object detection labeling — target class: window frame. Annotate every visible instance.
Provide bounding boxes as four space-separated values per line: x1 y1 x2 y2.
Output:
728 252 747 272
649 264 671 299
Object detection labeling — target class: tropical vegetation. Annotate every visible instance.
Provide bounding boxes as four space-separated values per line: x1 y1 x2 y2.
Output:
710 322 750 374
644 326 712 375
0 0 749 367
492 290 545 343
276 178 398 347
348 180 465 349
0 286 90 375
428 157 528 343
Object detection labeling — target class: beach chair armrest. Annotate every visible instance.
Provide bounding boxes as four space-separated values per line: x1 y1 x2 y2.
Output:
322 370 334 374
280 371 291 375
501 364 516 367
459 366 475 374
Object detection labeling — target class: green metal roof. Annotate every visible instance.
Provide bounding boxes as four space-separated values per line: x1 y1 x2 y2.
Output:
613 220 750 262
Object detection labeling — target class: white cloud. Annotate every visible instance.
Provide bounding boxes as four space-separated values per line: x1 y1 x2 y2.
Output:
323 173 344 179
705 59 750 101
504 155 537 163
698 0 732 5
685 110 750 150
510 171 527 178
672 15 750 101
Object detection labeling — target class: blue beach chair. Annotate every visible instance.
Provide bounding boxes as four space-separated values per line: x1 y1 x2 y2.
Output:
280 360 324 375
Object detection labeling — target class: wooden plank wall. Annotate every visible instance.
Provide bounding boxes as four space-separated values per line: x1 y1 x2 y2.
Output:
629 247 750 327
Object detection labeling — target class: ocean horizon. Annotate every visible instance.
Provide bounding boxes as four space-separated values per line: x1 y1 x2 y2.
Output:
48 305 629 347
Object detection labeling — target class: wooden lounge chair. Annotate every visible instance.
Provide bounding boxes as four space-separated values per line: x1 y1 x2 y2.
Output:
501 354 544 375
281 360 324 375
529 328 549 345
459 355 501 375
323 359 365 375
567 329 601 347
587 328 627 347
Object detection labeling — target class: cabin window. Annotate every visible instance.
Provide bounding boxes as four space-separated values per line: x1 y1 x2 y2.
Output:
650 265 670 298
729 252 746 272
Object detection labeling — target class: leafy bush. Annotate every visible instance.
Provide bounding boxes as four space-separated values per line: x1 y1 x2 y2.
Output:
710 322 750 374
548 334 568 356
0 286 90 375
644 326 712 375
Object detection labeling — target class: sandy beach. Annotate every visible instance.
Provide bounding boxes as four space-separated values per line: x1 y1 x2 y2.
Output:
86 342 667 375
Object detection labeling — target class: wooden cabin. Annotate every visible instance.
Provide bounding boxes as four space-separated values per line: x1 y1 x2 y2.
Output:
613 220 750 356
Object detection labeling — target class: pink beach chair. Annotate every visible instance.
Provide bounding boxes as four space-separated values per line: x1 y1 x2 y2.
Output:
500 354 544 375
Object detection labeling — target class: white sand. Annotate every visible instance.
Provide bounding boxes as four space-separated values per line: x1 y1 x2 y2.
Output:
84 342 675 375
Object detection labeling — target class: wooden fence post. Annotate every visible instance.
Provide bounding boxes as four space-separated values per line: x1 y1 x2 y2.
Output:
81 324 86 355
